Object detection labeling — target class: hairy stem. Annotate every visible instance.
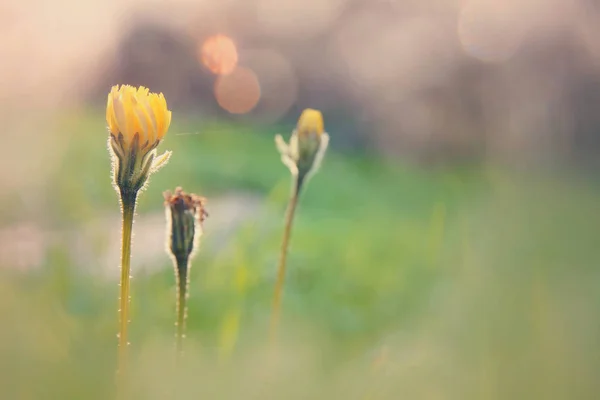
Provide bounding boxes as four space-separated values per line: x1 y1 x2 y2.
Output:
117 190 137 397
269 176 304 342
175 254 190 360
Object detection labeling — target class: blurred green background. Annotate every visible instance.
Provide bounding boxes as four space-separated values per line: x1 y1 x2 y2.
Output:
2 0 600 399
2 111 599 399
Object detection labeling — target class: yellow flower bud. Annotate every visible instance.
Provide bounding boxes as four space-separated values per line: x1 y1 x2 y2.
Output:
106 84 172 150
107 84 172 197
275 108 329 184
296 108 324 139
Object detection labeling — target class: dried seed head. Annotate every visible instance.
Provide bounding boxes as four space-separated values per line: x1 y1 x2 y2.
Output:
163 187 207 262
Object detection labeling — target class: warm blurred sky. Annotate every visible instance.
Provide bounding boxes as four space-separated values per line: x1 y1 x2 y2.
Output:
1 0 596 102
2 0 600 177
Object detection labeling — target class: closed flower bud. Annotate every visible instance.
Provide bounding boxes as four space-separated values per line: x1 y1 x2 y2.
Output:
107 85 172 197
275 108 329 183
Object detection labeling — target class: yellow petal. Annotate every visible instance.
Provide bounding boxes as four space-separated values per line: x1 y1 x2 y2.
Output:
132 90 155 144
106 93 118 134
123 89 137 141
138 107 153 144
113 89 128 139
158 93 170 131
150 94 165 137
160 93 171 137
162 110 172 138
106 85 122 135
140 97 157 142
137 86 149 98
132 108 147 145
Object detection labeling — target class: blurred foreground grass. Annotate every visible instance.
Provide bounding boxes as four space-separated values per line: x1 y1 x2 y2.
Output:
1 110 599 399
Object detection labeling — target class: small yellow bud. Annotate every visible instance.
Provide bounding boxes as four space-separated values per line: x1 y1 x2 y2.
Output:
106 84 172 150
275 108 329 184
296 108 324 138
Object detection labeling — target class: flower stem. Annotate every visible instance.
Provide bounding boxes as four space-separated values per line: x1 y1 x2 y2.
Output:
175 254 190 360
117 190 137 397
269 176 304 342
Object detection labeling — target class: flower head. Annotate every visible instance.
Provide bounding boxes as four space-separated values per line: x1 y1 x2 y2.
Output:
107 85 171 150
107 85 172 196
275 108 329 183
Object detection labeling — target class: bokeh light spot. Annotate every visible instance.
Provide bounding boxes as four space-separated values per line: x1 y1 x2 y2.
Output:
200 34 238 75
240 48 298 123
214 66 261 114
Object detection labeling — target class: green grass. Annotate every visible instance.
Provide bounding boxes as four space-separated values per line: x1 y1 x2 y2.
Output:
1 109 600 399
